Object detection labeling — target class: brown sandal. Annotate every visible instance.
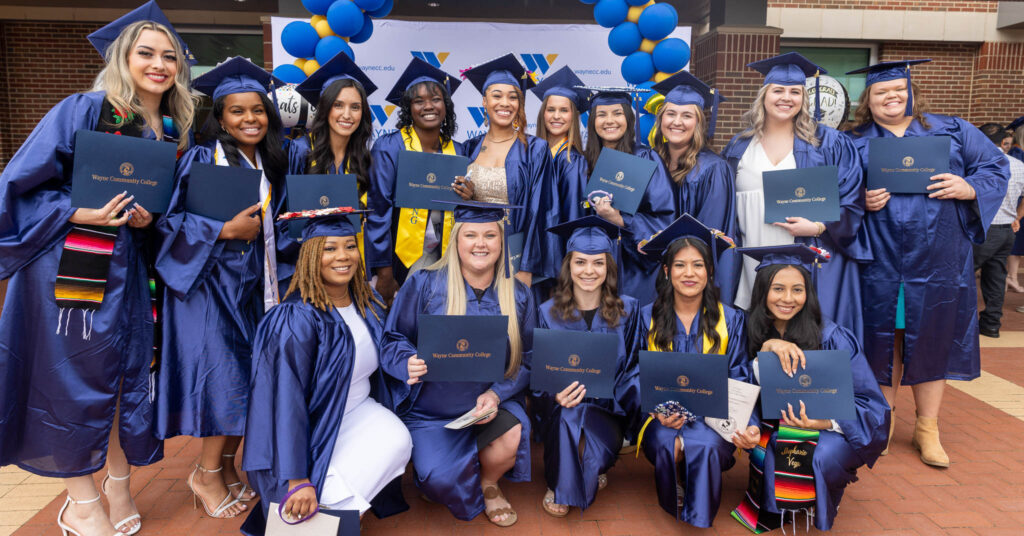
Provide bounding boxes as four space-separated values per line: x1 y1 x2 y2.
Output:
482 485 518 527
597 474 608 491
541 489 569 518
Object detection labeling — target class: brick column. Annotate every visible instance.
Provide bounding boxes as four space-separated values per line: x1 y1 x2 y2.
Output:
691 25 782 148
971 41 1024 126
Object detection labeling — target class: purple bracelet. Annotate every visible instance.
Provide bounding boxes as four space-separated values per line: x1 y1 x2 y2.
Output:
278 483 319 525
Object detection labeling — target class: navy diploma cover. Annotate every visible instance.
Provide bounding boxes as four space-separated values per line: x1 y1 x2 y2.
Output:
638 351 728 418
417 314 508 383
762 166 841 223
757 350 855 420
866 136 951 194
71 130 177 212
395 151 469 211
286 173 360 237
530 328 618 399
585 148 657 215
185 163 261 222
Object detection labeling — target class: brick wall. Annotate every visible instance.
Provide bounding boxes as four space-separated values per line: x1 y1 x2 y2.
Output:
766 0 997 12
877 41 979 121
971 42 1024 126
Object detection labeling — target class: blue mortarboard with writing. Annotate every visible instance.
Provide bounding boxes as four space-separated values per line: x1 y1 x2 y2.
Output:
462 53 537 94
846 59 931 117
547 215 622 256
385 57 462 106
651 70 726 138
639 213 735 259
530 65 590 113
277 207 367 242
737 243 831 272
295 51 377 105
88 0 196 65
1009 116 1024 132
748 52 827 120
432 200 524 277
193 56 283 100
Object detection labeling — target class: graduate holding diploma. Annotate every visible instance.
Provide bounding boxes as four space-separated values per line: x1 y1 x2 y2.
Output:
240 208 411 535
635 216 754 528
845 59 1009 467
379 201 536 527
731 244 888 533
154 56 288 518
0 3 195 535
534 216 641 516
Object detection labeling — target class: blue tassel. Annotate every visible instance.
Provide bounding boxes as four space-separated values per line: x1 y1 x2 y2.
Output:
709 88 720 139
904 64 914 117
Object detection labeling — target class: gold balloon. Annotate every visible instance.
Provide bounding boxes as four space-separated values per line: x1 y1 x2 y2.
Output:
293 58 307 69
314 19 336 38
302 59 320 76
640 38 660 53
310 15 326 26
653 71 673 82
626 1 654 23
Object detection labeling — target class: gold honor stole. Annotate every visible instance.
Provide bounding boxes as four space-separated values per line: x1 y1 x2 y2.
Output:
636 302 729 457
394 127 455 268
550 137 569 158
308 137 367 260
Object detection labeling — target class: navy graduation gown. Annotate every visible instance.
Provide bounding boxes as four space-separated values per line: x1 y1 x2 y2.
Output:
750 321 889 531
671 148 738 239
464 134 558 280
546 146 589 273
240 294 405 535
0 91 162 476
365 130 465 284
1009 145 1023 163
378 268 536 521
154 142 277 439
721 125 871 341
847 114 1008 385
534 295 642 510
637 303 751 527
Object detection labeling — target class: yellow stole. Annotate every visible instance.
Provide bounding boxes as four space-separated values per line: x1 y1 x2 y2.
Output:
550 137 569 158
636 302 729 457
394 127 455 268
308 136 367 260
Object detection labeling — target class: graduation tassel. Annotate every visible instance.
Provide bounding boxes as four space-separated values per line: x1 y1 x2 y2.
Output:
633 92 644 147
904 63 914 117
709 88 721 139
813 70 822 122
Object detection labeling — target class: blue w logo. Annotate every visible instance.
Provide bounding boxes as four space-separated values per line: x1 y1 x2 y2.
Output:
520 53 559 75
467 107 488 128
411 51 450 68
370 104 396 125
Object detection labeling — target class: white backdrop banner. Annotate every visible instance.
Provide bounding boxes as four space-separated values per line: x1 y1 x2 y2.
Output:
270 18 690 142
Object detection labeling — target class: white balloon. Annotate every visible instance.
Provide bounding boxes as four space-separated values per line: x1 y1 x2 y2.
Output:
269 84 316 129
805 75 850 130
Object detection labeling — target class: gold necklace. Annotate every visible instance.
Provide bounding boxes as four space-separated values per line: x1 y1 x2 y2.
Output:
486 133 516 143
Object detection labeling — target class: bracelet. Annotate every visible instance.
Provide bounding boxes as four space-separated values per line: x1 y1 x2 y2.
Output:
278 483 319 525
815 222 825 237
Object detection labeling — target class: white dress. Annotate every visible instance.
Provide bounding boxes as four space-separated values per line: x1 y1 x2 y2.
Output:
734 139 797 309
319 304 412 513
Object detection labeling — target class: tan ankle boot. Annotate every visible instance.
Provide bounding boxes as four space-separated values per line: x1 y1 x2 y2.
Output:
912 416 950 467
880 408 895 456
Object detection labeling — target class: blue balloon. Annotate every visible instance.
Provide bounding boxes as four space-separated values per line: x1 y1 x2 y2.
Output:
273 64 307 84
594 0 629 28
327 0 365 37
625 0 649 5
301 0 334 15
621 51 655 85
366 0 393 17
636 81 656 107
354 0 386 11
638 3 678 41
652 38 690 73
281 21 320 59
608 22 642 57
349 13 374 43
315 35 353 66
638 112 656 139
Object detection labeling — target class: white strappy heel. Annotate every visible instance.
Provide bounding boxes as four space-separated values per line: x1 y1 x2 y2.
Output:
101 472 141 535
57 494 119 536
222 453 257 502
186 464 243 518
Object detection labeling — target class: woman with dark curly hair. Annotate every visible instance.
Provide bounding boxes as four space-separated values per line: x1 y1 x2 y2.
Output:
365 58 462 301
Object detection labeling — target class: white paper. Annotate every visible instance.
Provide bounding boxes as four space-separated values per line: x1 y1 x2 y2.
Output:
265 502 339 535
444 407 496 430
705 379 761 442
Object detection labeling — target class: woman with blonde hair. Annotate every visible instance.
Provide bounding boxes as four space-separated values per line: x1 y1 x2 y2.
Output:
0 2 195 535
379 201 536 528
721 53 869 342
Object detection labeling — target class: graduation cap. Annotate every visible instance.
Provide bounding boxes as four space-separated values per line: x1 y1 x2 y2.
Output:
579 85 652 146
193 56 284 101
277 206 368 242
295 51 377 105
737 243 830 272
846 59 931 118
88 0 196 65
385 57 462 106
747 52 827 121
461 53 537 94
650 70 726 138
547 215 622 256
530 65 590 114
1007 115 1024 132
432 199 524 277
638 213 735 260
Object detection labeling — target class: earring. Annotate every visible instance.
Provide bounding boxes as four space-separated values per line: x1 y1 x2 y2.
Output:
513 118 520 133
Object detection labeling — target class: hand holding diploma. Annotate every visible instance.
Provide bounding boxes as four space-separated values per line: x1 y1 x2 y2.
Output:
283 479 316 520
70 191 136 226
773 216 821 238
555 381 587 409
780 400 831 430
406 355 427 385
927 173 976 201
473 389 500 425
865 187 889 212
760 339 805 377
217 203 261 241
731 425 761 450
125 202 152 228
591 195 624 227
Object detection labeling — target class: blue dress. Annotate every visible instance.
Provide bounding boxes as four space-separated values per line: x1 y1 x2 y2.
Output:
378 268 536 521
638 303 751 527
0 92 162 476
846 114 1008 384
721 125 871 341
535 296 642 510
154 142 284 439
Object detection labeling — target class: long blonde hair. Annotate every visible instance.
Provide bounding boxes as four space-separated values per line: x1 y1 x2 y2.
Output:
92 20 196 152
427 221 522 379
284 235 384 321
653 104 707 182
738 84 819 148
535 95 583 162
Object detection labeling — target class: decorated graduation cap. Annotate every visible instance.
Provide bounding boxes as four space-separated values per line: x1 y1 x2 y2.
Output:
385 57 462 107
547 215 622 256
88 0 196 65
650 70 726 138
295 51 377 105
193 56 284 101
432 199 524 278
639 213 735 261
530 65 590 114
277 206 368 242
747 52 827 121
1006 115 1024 132
579 85 652 146
846 59 931 117
462 53 537 94
737 243 831 284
